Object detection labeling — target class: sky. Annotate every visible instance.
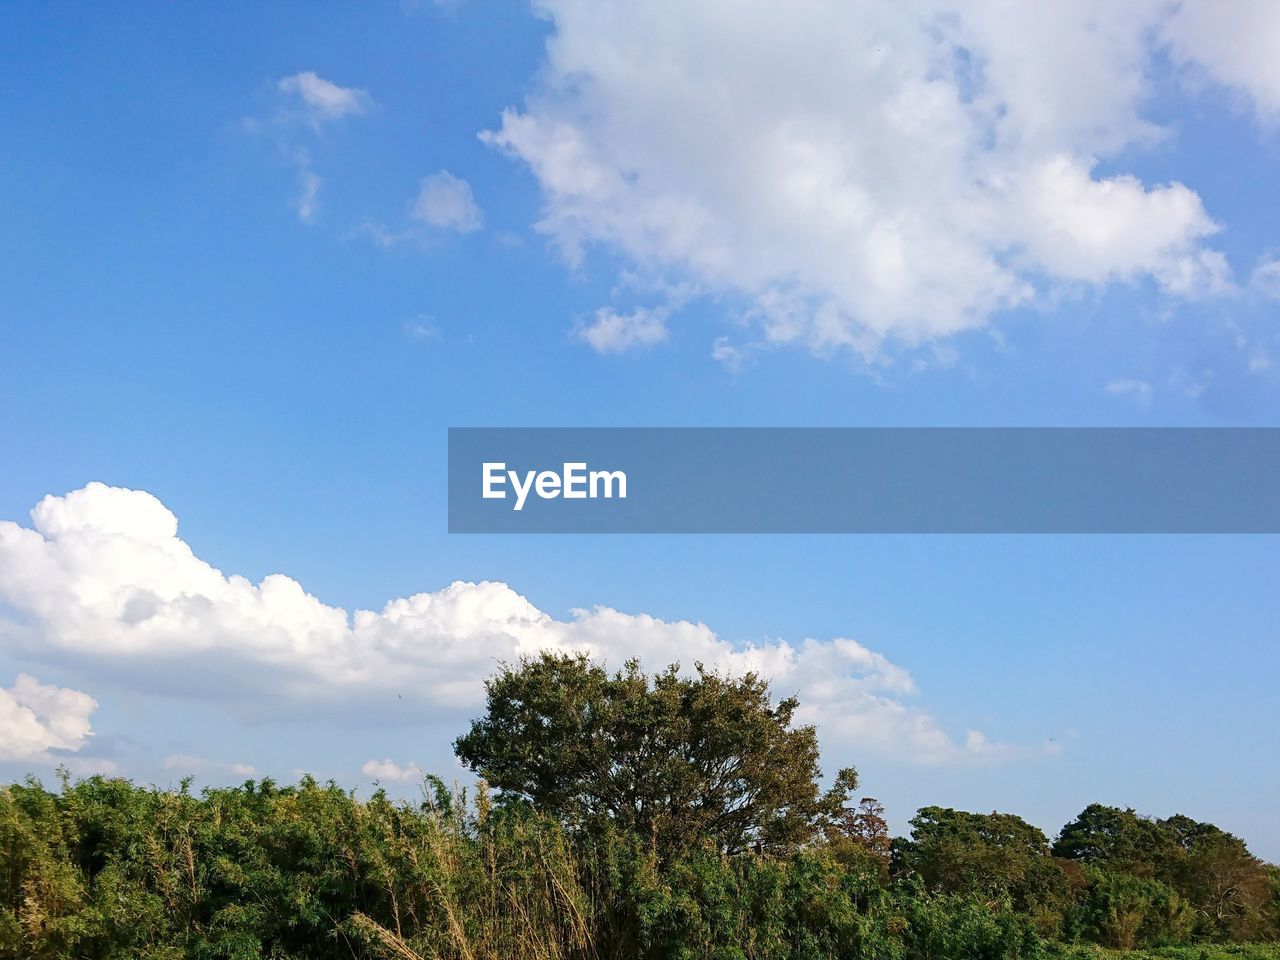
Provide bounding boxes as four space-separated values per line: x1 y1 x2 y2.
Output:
1 1 1278 858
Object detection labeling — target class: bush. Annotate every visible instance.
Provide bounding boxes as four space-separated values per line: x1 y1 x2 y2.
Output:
0 774 1085 960
1073 870 1196 950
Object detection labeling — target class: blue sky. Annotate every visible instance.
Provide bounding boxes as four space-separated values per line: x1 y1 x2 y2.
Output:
2 2 1279 858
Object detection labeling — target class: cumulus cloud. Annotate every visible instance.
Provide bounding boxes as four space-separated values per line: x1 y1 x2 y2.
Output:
362 758 424 782
0 483 1021 765
0 674 97 762
575 306 669 353
481 0 1274 357
163 754 256 779
410 171 483 233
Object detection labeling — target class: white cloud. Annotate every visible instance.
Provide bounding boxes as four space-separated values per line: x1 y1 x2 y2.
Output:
0 674 97 762
277 71 372 123
0 483 1019 765
256 73 371 223
293 168 322 224
410 171 483 233
1161 1 1280 120
481 0 1275 356
360 173 483 247
711 337 752 372
575 306 669 353
1250 255 1280 300
163 754 256 778
1004 157 1226 295
1105 377 1154 407
362 758 424 782
59 756 121 776
404 315 443 341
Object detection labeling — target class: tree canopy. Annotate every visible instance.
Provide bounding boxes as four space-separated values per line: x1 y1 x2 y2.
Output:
1052 803 1178 876
1053 804 1272 940
893 805 1074 928
452 652 856 857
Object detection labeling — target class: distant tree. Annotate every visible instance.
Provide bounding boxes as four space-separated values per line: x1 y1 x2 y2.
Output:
895 806 1074 935
453 652 856 858
1055 804 1273 941
822 794 894 883
1160 814 1271 939
897 806 1055 897
1052 804 1176 877
839 797 892 865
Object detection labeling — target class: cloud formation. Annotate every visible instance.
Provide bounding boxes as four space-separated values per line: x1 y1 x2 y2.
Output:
483 0 1278 356
575 306 669 353
1250 256 1280 300
410 171 484 233
277 71 372 124
257 72 372 223
362 758 424 782
292 167 322 224
1161 1 1280 119
0 484 1018 765
0 674 97 762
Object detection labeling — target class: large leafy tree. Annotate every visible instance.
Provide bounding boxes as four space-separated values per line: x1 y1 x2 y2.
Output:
453 652 856 857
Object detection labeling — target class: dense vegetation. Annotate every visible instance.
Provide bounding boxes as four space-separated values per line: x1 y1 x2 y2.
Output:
2 654 1276 959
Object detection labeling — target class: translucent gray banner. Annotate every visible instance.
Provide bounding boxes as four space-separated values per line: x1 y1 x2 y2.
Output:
447 428 1280 533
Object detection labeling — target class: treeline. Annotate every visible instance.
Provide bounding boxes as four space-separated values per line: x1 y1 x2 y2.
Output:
896 804 1278 947
1 654 1276 959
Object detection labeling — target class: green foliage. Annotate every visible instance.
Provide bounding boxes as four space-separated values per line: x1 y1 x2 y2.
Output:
893 806 1076 937
1054 807 1178 878
1046 943 1280 960
1 774 594 960
453 653 856 858
1 660 1276 959
894 884 1044 960
1052 806 1274 942
1073 870 1195 950
0 772 1067 960
6 772 1273 960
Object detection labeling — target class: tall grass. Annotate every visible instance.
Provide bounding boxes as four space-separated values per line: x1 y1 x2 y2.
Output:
1 773 601 960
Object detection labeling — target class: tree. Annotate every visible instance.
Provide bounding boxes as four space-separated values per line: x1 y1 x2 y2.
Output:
894 806 1074 935
1052 804 1175 877
1054 805 1274 941
897 806 1056 897
452 652 856 858
1161 814 1270 939
836 797 892 869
